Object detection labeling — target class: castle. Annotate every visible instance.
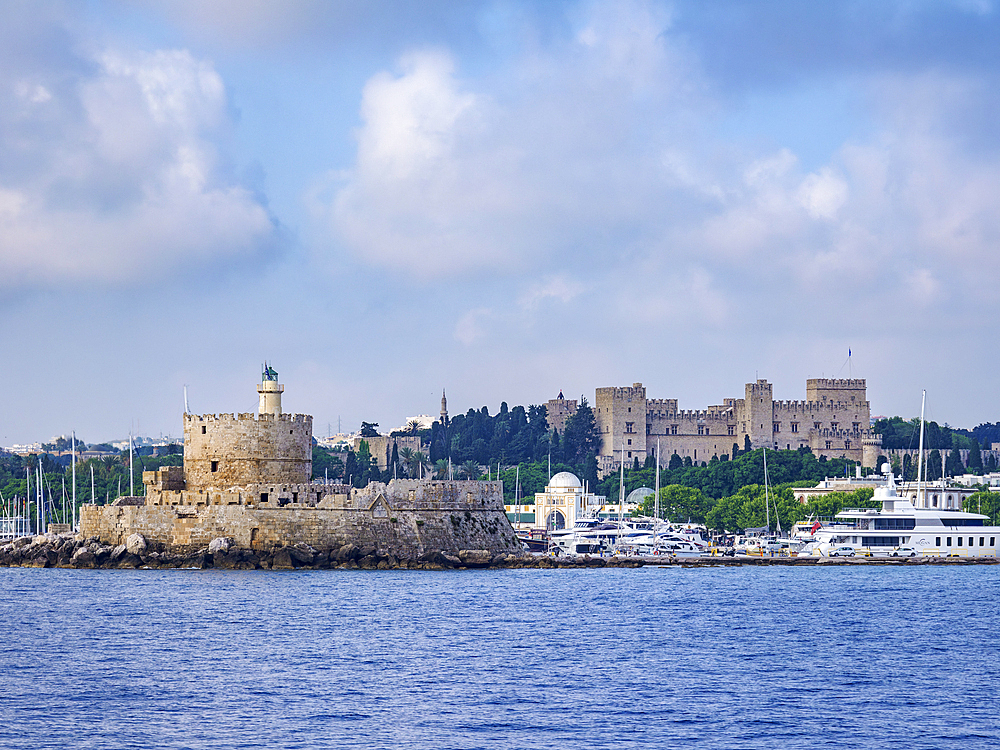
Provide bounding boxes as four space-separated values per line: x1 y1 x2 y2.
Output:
589 378 882 474
79 368 519 556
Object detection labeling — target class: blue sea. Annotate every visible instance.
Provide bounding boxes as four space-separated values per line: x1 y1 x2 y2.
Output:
2 565 998 749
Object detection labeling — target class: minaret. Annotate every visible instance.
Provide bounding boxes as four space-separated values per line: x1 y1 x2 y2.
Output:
440 389 449 427
257 363 284 416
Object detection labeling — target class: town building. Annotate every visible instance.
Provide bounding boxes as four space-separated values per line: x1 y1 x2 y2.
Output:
791 475 980 510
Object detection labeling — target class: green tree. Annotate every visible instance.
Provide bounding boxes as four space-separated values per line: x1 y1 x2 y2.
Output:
964 490 1000 525
946 447 964 477
668 453 682 470
561 398 601 464
434 459 449 479
967 439 983 473
458 460 481 480
398 447 415 477
706 485 804 533
640 485 711 524
360 421 380 438
925 450 942 481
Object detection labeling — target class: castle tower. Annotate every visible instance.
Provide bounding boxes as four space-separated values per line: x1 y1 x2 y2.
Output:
742 379 774 449
258 363 284 415
594 383 647 459
183 371 312 490
862 435 883 470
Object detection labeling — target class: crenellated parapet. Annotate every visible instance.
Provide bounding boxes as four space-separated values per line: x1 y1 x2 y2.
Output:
181 381 313 490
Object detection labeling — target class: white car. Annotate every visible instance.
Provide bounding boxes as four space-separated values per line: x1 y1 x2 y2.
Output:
829 546 856 557
891 546 918 557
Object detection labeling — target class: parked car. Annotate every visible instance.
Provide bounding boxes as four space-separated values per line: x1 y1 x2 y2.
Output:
829 546 856 557
891 546 918 557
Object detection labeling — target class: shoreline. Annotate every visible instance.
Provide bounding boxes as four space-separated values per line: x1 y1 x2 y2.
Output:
2 534 998 570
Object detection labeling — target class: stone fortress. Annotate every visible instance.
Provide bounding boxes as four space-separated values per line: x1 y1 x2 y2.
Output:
80 367 520 558
550 378 883 476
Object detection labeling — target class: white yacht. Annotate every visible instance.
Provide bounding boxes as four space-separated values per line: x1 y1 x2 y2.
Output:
805 466 999 557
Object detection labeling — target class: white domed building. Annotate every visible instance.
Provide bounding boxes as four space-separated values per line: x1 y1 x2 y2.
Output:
506 471 608 531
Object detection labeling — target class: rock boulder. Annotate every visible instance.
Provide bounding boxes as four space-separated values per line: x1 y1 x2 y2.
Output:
125 533 147 556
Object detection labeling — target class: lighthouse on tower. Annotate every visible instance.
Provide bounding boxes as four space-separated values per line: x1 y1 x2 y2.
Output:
257 363 284 415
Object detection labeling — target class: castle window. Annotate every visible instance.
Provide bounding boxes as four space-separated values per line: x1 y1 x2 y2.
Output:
202 426 207 434
728 425 735 435
825 441 832 449
293 492 298 503
211 461 218 472
260 492 268 503
791 423 798 433
698 425 705 435
814 422 821 430
831 422 838 431
705 428 709 435
627 439 632 446
845 440 851 449
853 422 860 431
625 422 635 434
773 422 780 433
671 425 678 435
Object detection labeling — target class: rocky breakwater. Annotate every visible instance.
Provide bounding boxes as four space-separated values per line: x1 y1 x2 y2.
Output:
0 533 539 571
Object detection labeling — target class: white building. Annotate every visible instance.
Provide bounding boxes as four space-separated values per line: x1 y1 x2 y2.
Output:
505 471 623 530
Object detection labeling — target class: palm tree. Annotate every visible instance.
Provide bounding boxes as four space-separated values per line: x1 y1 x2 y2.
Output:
398 447 415 477
410 451 430 479
406 420 421 435
434 459 449 479
459 460 481 480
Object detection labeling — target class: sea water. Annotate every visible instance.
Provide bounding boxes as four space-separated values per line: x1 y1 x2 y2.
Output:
2 565 998 749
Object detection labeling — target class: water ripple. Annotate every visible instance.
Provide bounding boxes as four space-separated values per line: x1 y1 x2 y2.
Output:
1 566 999 748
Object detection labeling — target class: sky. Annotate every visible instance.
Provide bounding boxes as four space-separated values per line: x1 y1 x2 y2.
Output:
2 0 1000 445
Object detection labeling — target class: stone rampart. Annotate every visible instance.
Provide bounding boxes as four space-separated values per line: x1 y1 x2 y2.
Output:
79 480 517 556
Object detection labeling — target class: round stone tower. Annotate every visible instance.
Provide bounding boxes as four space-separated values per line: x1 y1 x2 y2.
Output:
183 368 312 490
258 363 283 415
862 434 883 469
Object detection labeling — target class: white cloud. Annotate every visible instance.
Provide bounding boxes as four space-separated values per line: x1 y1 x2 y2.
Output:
518 275 585 309
796 167 849 220
455 307 492 345
324 0 1000 348
0 41 275 289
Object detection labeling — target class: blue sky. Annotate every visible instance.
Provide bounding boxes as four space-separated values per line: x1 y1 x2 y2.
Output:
2 0 999 445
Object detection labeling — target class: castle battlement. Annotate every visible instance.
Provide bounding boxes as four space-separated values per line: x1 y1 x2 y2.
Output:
808 378 866 388
813 427 869 437
596 384 646 399
184 412 311 425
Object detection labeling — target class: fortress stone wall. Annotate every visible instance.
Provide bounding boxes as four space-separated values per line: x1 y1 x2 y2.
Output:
80 480 517 555
595 377 881 475
79 369 518 558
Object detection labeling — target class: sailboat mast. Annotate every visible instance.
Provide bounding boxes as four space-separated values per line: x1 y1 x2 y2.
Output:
618 443 625 552
515 465 520 528
71 431 76 530
654 438 660 547
763 447 770 532
916 390 926 507
129 432 134 497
